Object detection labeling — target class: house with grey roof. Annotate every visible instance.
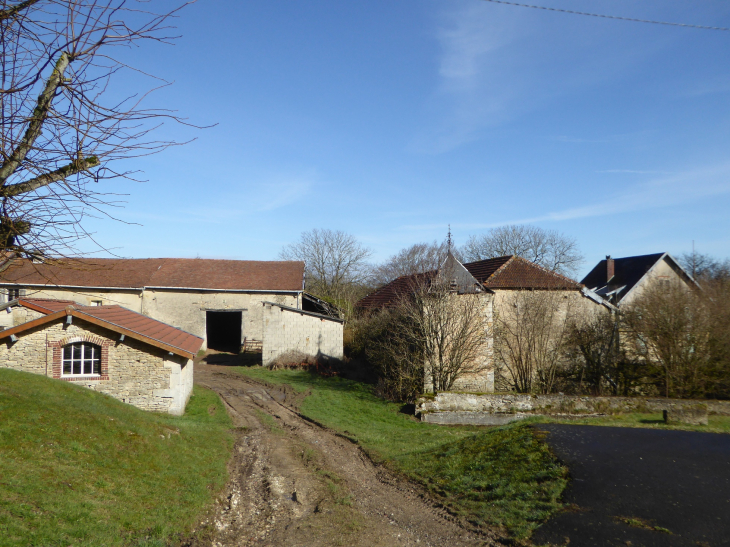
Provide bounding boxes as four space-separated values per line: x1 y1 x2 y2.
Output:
581 252 699 307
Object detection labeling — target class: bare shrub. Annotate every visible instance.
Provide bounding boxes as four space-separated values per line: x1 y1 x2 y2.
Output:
494 290 575 394
622 282 711 399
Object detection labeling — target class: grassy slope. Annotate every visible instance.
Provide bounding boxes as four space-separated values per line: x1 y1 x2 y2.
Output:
236 368 567 539
0 369 232 547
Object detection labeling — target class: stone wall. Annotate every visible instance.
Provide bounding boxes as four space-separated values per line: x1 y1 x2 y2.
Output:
0 317 192 414
417 392 730 425
262 302 343 366
3 286 302 350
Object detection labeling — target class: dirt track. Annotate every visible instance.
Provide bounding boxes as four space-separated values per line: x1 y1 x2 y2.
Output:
189 364 500 547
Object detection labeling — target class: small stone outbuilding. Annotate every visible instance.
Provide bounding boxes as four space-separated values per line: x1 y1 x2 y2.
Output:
0 298 202 414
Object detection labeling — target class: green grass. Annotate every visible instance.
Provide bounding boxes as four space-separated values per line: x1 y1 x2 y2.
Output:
235 367 567 538
529 412 730 433
0 369 233 547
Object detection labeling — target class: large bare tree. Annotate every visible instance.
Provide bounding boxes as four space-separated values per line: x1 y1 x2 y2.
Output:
280 228 372 312
462 225 583 277
370 239 462 287
494 290 575 393
0 0 193 259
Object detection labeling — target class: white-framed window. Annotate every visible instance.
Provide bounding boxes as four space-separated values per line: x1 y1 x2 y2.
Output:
62 342 101 376
7 287 21 302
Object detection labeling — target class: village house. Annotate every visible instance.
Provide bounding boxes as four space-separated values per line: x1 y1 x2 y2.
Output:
0 298 202 414
581 252 700 307
0 257 344 365
358 252 611 393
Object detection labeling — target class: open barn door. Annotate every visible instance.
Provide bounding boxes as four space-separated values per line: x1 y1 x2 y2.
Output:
206 310 242 352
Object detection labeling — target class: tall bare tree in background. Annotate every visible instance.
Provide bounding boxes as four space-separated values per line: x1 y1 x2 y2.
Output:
280 228 372 313
494 290 575 393
0 0 193 259
462 225 583 277
370 239 459 287
678 250 730 283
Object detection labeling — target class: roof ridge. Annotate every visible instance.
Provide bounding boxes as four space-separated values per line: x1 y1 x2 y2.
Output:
508 255 581 286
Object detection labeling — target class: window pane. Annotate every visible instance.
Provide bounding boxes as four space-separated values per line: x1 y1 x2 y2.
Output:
72 344 81 360
73 359 81 375
63 358 72 374
93 358 101 375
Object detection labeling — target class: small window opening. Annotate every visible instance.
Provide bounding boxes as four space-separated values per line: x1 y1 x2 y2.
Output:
7 288 20 302
91 300 102 306
62 342 101 376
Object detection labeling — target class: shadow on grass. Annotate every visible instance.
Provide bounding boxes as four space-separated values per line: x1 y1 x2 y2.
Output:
638 419 666 424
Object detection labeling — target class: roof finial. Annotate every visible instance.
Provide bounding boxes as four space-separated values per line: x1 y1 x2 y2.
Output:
447 224 452 252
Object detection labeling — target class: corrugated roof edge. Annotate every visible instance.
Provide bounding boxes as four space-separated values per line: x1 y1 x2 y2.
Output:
262 301 345 323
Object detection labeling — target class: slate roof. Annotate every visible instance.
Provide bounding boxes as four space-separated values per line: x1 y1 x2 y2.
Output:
580 252 695 304
357 256 581 310
1 299 203 358
0 258 305 292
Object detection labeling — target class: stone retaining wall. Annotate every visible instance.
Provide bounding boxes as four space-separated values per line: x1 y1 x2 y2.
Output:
417 392 730 425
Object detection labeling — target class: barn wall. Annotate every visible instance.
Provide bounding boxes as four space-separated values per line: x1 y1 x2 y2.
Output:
262 303 343 366
143 290 300 349
0 287 302 350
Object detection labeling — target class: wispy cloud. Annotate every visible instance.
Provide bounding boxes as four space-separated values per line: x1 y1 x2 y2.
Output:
401 162 730 231
256 179 312 211
411 1 673 154
596 169 674 175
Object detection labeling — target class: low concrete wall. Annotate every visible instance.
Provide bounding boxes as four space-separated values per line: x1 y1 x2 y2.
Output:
417 392 730 425
262 302 343 366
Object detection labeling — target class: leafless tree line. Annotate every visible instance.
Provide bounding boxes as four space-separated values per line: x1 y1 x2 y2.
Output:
282 224 582 317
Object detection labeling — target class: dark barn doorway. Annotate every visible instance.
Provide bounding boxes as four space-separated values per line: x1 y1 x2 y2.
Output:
206 311 242 352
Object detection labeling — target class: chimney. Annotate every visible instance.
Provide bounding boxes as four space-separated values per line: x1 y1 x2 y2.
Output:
606 255 614 281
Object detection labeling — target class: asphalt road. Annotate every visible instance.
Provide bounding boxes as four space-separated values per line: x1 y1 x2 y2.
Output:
531 424 730 547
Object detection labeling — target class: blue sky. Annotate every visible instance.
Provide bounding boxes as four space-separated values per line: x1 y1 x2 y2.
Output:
80 0 730 278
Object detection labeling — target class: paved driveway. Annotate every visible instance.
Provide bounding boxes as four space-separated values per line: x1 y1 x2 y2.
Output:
532 424 730 547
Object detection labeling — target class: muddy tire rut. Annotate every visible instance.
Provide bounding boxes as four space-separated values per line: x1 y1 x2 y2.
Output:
187 364 501 547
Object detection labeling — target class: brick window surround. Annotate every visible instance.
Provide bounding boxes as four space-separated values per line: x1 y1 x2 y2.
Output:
48 335 111 381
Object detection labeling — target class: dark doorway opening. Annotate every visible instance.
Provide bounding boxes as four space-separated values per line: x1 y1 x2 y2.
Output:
206 311 242 352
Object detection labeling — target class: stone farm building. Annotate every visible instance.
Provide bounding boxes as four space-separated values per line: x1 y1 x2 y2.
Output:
0 298 202 414
358 252 611 393
0 257 344 366
581 252 700 307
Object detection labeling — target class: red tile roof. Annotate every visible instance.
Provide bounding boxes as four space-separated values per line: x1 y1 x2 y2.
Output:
356 272 434 310
3 300 203 358
0 258 305 292
465 256 581 290
357 256 581 310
